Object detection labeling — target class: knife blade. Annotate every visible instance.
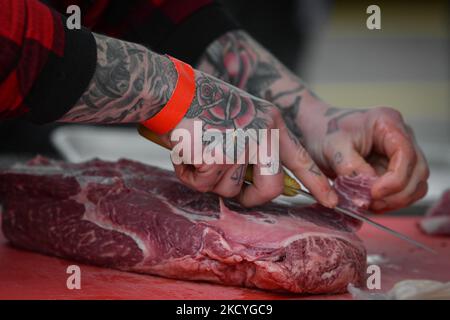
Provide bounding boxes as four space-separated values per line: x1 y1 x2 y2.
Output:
284 185 437 254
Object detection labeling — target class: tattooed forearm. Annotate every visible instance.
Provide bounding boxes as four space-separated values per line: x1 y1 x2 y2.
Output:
59 33 177 123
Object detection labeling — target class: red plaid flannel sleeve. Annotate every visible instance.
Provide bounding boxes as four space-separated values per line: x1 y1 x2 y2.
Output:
0 0 64 118
0 0 236 122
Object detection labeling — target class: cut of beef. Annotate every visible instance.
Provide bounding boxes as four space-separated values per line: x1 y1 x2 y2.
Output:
333 174 377 230
334 175 376 214
0 157 371 294
420 189 450 236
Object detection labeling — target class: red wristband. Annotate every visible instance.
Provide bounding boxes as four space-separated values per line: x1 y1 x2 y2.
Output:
141 55 195 135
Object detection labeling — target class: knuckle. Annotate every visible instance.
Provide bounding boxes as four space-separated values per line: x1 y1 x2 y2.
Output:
378 106 403 121
375 108 408 130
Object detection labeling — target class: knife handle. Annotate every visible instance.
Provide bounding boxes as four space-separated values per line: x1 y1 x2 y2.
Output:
138 124 300 196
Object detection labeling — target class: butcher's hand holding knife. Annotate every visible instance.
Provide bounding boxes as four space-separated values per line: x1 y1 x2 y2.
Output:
0 1 425 211
60 33 338 208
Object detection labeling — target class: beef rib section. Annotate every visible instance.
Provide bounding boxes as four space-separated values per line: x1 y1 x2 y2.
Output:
0 157 368 294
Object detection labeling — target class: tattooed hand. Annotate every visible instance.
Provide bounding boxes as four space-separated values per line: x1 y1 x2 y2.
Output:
198 30 429 212
163 71 338 208
300 105 429 213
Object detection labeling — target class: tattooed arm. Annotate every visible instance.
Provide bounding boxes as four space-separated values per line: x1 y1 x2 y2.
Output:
58 32 337 207
59 33 177 123
198 30 429 212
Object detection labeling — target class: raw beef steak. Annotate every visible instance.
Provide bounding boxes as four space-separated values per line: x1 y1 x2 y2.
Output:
0 157 371 294
420 189 450 236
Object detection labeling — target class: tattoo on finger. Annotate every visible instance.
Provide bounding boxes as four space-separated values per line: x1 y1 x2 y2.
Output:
286 128 300 146
230 165 246 186
308 164 322 176
281 96 303 141
333 151 343 165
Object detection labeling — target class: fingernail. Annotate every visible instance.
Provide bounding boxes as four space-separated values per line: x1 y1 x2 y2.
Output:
326 191 339 208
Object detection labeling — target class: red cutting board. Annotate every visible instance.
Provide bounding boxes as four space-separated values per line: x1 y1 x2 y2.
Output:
0 216 449 300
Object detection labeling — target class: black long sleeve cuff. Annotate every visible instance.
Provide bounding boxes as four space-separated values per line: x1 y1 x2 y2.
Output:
25 1 236 124
25 16 97 124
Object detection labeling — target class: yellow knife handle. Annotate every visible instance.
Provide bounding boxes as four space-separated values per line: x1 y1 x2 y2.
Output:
138 124 169 148
243 166 300 197
138 124 300 196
